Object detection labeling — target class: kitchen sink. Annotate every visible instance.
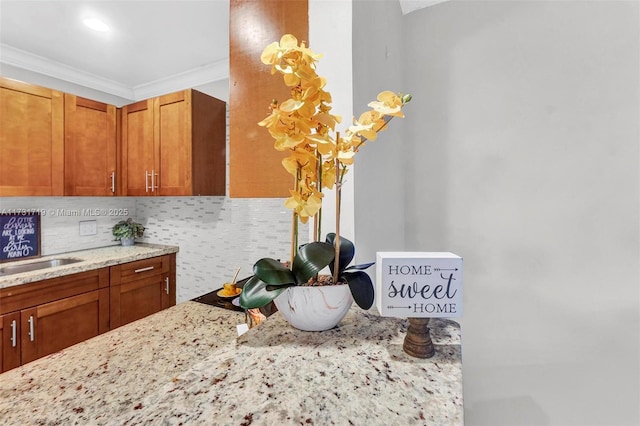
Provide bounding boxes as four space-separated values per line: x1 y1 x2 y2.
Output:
0 258 83 276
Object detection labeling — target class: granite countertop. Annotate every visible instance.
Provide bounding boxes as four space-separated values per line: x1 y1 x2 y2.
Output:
0 301 463 425
0 243 179 289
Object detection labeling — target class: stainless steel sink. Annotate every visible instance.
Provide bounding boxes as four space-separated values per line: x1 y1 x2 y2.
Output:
0 258 83 276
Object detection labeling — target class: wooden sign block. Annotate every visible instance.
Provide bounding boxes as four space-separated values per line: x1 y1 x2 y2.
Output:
375 252 463 318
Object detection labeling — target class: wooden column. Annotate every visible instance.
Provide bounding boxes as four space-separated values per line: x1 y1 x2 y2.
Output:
229 0 309 197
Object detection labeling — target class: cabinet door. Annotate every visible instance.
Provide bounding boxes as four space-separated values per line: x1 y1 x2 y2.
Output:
121 99 156 196
0 77 64 196
161 254 177 309
1 312 21 373
64 94 117 195
20 288 109 364
155 91 191 196
109 254 174 328
110 275 164 328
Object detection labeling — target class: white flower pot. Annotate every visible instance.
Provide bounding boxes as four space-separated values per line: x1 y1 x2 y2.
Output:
274 284 353 331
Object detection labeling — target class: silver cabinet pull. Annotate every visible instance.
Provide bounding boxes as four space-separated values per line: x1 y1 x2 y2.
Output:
151 169 158 192
110 171 116 193
164 277 170 294
134 266 154 273
28 315 35 342
10 319 17 347
145 171 150 192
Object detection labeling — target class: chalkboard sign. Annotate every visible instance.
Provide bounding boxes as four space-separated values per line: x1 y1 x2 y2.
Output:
1 213 41 263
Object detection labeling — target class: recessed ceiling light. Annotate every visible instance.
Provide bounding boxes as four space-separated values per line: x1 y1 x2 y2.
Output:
83 18 110 32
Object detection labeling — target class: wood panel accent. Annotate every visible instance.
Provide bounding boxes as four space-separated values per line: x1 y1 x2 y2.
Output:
190 90 226 196
228 0 309 197
0 77 64 196
0 267 109 315
64 94 117 195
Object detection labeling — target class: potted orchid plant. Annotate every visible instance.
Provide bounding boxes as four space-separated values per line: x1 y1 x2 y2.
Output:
239 34 410 329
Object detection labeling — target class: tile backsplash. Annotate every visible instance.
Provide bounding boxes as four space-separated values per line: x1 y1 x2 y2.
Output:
135 196 304 302
0 197 136 254
0 196 305 303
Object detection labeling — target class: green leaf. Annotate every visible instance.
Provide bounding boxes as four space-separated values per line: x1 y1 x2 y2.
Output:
253 258 295 286
326 233 355 275
292 242 335 283
345 261 375 271
239 275 288 309
341 270 375 310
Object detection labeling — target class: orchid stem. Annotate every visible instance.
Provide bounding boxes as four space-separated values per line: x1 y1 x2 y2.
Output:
333 138 341 284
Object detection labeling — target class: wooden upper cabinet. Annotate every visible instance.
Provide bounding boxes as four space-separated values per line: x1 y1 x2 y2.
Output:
229 0 308 197
121 90 225 196
121 99 155 196
0 77 64 196
64 94 117 196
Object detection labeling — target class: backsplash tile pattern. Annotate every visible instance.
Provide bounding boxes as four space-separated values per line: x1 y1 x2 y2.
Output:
1 195 306 303
135 196 305 302
0 197 135 254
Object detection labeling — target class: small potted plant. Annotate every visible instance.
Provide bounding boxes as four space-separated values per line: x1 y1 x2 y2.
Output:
112 218 145 246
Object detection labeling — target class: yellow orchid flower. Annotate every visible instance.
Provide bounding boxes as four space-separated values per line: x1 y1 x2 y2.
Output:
258 34 410 251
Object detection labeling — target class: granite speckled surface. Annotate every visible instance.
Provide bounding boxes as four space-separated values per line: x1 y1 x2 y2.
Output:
0 301 462 425
0 243 179 289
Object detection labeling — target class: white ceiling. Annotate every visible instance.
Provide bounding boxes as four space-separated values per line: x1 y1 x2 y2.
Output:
0 0 441 103
0 0 230 102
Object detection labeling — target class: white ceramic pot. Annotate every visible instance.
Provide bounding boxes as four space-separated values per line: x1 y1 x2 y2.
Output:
274 284 353 331
121 237 135 246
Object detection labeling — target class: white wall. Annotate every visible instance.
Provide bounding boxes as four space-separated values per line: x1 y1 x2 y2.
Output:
309 0 356 245
352 0 407 263
397 1 638 425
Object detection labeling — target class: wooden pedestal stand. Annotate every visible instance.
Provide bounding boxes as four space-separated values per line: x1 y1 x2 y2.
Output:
403 318 435 358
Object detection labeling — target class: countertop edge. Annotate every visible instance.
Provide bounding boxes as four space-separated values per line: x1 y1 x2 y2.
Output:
0 243 179 289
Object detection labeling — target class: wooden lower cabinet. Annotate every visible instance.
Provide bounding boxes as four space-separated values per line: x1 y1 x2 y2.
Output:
20 288 109 364
0 254 177 373
109 254 176 328
1 312 21 372
0 268 109 373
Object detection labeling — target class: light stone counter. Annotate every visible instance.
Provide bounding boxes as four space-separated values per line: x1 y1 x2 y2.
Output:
0 243 179 289
0 301 462 425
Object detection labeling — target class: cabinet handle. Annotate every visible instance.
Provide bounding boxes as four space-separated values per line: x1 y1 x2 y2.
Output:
165 277 170 294
110 171 116 193
151 169 158 192
145 171 150 192
134 266 154 273
154 171 159 191
10 319 17 347
28 315 35 342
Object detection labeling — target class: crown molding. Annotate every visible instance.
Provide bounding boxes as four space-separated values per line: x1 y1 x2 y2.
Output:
133 59 229 100
0 43 229 101
0 44 134 98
